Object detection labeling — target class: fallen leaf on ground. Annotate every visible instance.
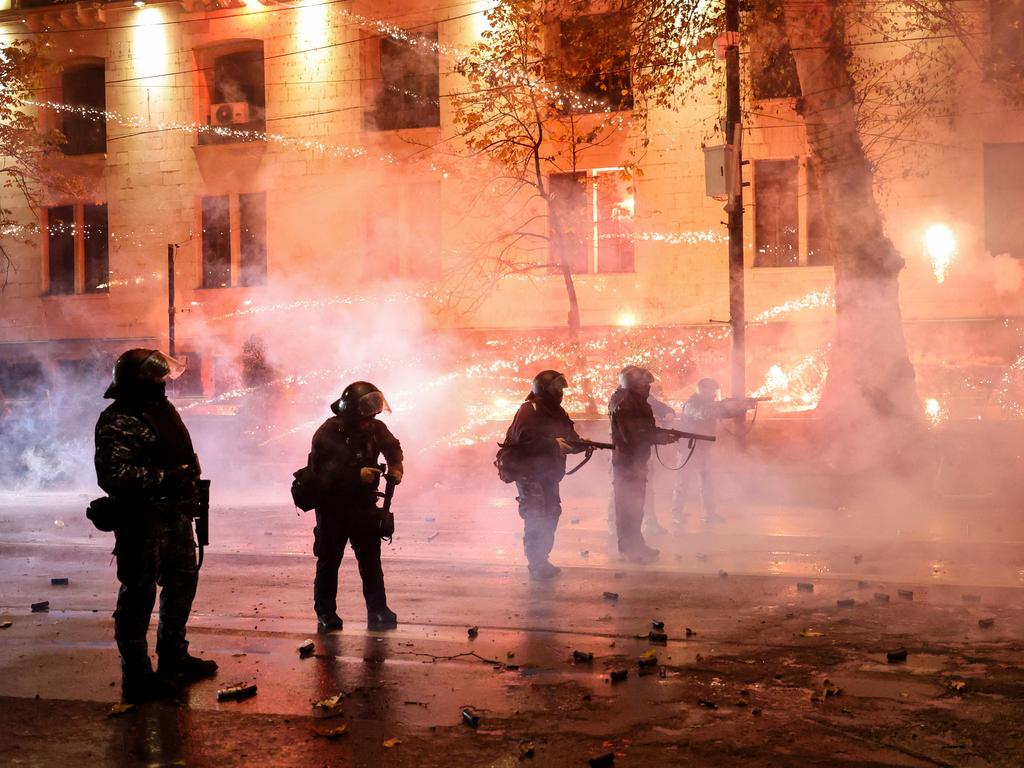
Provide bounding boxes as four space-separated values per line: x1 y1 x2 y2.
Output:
800 629 824 638
383 737 402 748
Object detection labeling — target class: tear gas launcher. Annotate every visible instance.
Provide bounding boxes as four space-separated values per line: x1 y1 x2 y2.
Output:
376 464 397 543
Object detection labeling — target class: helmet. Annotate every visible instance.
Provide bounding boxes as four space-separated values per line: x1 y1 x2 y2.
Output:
696 378 720 397
331 381 390 418
619 365 655 393
104 348 186 399
530 370 568 404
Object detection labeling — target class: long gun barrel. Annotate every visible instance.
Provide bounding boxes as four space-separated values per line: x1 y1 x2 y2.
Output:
570 438 615 451
664 428 716 443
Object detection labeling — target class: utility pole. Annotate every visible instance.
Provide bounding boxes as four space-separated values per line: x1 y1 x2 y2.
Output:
167 243 176 358
725 0 746 400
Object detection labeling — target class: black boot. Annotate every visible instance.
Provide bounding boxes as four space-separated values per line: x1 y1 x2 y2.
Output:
367 607 397 630
317 612 344 633
158 654 218 683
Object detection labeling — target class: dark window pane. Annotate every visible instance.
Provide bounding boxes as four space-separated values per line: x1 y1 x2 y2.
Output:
47 205 75 294
61 64 106 155
239 192 267 286
985 143 1024 257
754 159 799 267
751 0 801 100
596 173 634 273
549 172 591 273
201 196 231 288
806 163 832 266
373 32 440 130
560 13 633 113
203 47 266 144
83 203 109 292
990 0 1024 78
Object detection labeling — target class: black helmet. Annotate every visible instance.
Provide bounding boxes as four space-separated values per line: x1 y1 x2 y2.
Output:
619 365 655 393
530 369 568 404
331 381 390 418
696 378 720 397
104 348 186 399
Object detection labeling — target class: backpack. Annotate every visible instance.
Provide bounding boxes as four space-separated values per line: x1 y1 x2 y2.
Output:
290 453 320 511
494 443 526 484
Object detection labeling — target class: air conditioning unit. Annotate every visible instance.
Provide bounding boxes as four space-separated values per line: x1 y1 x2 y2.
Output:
209 102 250 126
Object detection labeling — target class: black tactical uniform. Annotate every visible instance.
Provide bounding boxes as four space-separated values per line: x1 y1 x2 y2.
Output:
609 367 678 562
502 370 582 580
94 349 217 703
672 378 755 525
310 382 403 632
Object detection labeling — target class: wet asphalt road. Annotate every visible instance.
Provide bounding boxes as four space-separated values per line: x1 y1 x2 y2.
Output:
1 488 1023 767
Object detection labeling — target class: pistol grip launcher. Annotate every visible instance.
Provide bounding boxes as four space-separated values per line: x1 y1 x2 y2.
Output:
375 463 397 543
195 478 211 569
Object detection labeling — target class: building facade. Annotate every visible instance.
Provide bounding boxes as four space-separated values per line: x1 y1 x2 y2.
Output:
0 0 1021 409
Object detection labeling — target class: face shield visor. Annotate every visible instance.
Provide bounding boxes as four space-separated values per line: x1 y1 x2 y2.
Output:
548 374 568 402
354 389 390 418
140 351 187 383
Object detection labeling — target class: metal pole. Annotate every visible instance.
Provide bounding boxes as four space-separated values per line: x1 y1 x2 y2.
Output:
725 0 745 400
167 243 176 358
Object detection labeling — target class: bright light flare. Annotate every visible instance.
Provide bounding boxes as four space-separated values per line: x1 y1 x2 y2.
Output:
924 397 946 427
617 311 638 327
923 223 956 284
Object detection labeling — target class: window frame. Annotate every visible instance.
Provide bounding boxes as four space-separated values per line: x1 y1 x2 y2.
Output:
362 27 441 131
60 61 107 156
198 191 269 289
42 202 110 295
548 167 635 275
194 41 267 146
752 157 832 268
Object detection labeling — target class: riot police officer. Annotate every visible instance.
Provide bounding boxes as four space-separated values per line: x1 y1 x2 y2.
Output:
609 366 680 563
94 349 217 703
500 370 583 580
672 377 757 526
309 381 403 632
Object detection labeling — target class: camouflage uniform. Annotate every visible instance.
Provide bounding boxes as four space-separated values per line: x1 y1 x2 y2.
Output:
95 394 200 682
503 397 580 571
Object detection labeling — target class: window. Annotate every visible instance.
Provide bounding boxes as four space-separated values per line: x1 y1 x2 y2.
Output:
558 12 633 113
47 206 75 295
984 142 1024 257
754 159 799 267
753 158 831 267
365 181 442 279
45 203 109 294
61 63 106 155
201 196 231 288
239 192 268 286
750 0 801 100
200 192 268 287
549 169 635 274
363 30 440 130
174 352 204 395
198 45 266 145
990 0 1024 78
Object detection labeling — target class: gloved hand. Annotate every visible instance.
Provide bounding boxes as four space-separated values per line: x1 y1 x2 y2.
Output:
653 431 677 445
554 437 574 455
162 464 196 495
386 466 403 485
360 467 383 485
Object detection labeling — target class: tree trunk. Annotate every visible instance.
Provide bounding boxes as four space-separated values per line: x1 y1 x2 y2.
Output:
784 0 922 469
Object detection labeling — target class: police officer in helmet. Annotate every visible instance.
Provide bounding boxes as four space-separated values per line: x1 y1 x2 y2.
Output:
308 381 404 632
672 377 757 526
95 348 217 703
608 365 680 563
500 370 584 579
